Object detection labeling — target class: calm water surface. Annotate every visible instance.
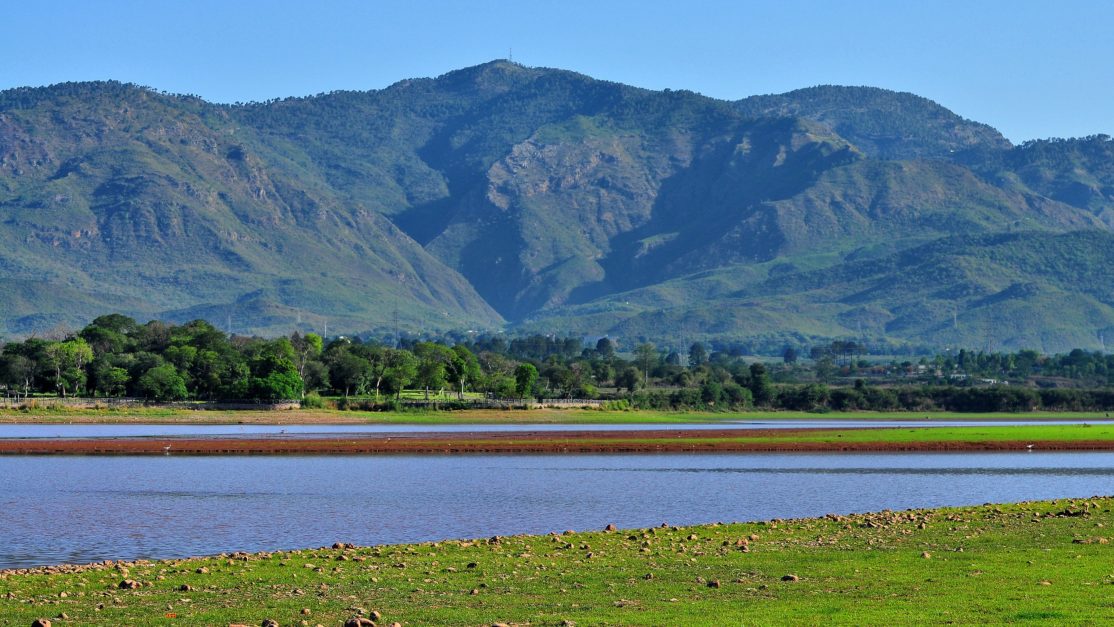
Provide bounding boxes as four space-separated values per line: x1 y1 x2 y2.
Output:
3 419 1112 439
1 451 1111 569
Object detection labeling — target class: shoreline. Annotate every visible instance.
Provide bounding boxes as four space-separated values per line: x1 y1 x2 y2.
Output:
3 426 1113 454
2 497 1111 624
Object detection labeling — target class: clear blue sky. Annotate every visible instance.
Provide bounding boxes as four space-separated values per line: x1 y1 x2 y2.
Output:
3 0 1110 143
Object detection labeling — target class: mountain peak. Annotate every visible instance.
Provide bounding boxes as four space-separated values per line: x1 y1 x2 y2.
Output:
736 84 1011 160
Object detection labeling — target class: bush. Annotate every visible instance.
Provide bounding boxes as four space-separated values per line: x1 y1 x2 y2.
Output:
300 392 325 409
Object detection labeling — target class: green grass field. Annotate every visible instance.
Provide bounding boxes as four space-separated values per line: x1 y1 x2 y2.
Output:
2 498 1110 625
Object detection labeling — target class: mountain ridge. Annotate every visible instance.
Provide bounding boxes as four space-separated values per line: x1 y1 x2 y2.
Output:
1 61 1112 351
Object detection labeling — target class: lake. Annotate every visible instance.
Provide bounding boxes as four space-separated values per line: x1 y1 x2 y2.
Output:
2 418 1112 439
1 451 1111 569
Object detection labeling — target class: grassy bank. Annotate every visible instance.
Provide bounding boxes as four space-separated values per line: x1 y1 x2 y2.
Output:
1 498 1110 625
0 406 1111 425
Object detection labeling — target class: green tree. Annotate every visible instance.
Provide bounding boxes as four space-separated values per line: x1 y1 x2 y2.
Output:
290 332 324 397
514 363 539 399
414 342 454 400
634 343 658 387
45 338 94 397
247 339 304 400
91 359 129 397
748 362 773 406
447 345 482 399
595 337 615 359
616 366 641 394
328 351 371 398
136 364 188 401
688 342 708 367
782 347 799 364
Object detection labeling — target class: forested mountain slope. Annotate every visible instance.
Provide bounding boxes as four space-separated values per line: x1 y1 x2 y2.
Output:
1 61 1111 350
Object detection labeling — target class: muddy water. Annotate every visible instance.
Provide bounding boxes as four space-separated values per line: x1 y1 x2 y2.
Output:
1 451 1111 569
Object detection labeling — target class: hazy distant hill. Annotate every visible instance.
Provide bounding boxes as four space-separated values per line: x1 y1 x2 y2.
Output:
1 61 1112 350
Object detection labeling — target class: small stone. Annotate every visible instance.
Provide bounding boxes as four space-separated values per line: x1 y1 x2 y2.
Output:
707 579 721 588
1039 580 1052 586
343 619 375 627
195 567 209 574
604 524 617 532
32 620 52 627
369 612 382 622
118 579 140 590
262 620 280 627
301 608 311 615
781 574 800 582
332 543 348 550
466 562 478 569
178 584 193 592
922 552 932 559
642 573 654 580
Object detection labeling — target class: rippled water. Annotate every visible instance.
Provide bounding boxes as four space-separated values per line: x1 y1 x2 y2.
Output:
2 419 1111 439
1 451 1110 569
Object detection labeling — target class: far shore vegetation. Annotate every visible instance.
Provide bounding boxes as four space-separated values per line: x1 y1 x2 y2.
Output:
4 314 1114 416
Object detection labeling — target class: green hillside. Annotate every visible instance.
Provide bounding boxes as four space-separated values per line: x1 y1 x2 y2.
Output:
0 81 502 336
1 62 1112 350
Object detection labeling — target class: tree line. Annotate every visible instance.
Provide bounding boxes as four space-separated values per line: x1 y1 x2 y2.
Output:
2 315 1114 412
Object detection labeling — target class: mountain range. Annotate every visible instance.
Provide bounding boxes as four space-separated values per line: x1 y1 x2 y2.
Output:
1 60 1112 352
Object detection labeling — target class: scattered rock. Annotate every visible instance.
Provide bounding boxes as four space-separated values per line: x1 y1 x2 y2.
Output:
604 524 617 532
781 574 800 582
466 562 478 569
195 567 209 574
921 552 932 559
343 618 374 627
369 611 382 621
31 620 51 627
707 579 721 588
178 584 192 592
332 543 348 550
261 620 279 627
301 608 311 615
1039 580 1052 586
118 579 140 590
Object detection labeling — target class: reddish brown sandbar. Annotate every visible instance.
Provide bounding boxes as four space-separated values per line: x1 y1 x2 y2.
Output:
1 427 1112 454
